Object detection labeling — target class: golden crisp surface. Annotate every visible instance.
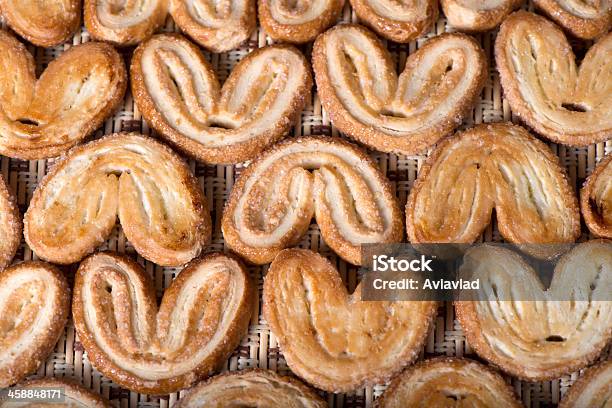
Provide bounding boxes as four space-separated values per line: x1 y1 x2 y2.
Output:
0 174 19 270
581 154 612 239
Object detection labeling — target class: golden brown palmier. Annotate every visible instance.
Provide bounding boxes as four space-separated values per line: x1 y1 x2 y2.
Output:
496 11 612 146
72 252 254 394
534 0 611 39
559 361 612 408
222 136 403 265
170 0 256 52
406 123 580 248
581 154 612 239
5 379 113 407
0 262 70 388
0 0 81 47
84 0 168 46
175 369 327 408
313 24 487 155
456 241 612 381
263 249 437 392
131 34 312 164
0 30 127 160
24 133 211 266
0 175 20 271
440 0 523 31
375 358 521 408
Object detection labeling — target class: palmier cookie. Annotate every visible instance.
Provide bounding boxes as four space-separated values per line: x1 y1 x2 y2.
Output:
170 0 256 52
259 0 344 43
313 24 487 155
84 0 168 46
456 240 612 381
0 175 20 270
4 379 113 407
0 262 70 388
559 361 612 408
440 0 523 31
24 133 211 267
581 154 612 239
264 249 437 392
131 34 312 164
375 358 521 407
222 136 403 265
176 369 327 407
0 30 127 160
73 252 254 394
406 123 580 248
0 0 80 47
534 0 611 39
496 11 612 146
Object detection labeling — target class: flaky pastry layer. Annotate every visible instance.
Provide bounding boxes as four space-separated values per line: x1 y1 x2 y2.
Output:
0 175 20 270
534 0 611 39
581 154 612 239
440 0 523 31
559 361 612 408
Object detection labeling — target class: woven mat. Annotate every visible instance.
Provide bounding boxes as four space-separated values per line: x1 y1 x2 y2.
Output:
1 2 611 407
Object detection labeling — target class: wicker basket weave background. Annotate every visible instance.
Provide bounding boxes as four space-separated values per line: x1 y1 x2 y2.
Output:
0 2 610 407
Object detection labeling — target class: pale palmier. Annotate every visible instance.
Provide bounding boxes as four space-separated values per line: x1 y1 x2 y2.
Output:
258 0 344 43
84 0 168 46
534 0 611 40
24 133 211 266
406 123 580 249
559 361 612 408
313 24 487 155
581 154 612 239
0 30 127 160
73 252 254 394
170 0 256 52
2 379 113 408
0 0 80 47
222 136 403 265
0 175 20 270
131 34 312 164
0 262 70 388
375 358 521 408
440 0 523 31
455 241 612 381
496 11 612 146
263 249 437 392
175 369 327 408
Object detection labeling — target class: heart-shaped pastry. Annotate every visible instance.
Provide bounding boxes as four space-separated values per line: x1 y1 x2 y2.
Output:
496 11 612 146
440 0 523 31
131 34 312 164
222 136 403 265
263 249 437 392
581 154 612 239
534 0 611 39
258 0 344 43
176 369 327 407
456 240 612 380
0 261 70 388
348 0 437 42
406 123 580 250
313 24 487 155
0 0 81 46
170 0 257 52
374 358 521 408
0 175 20 270
0 31 127 160
84 0 168 46
24 133 211 266
16 379 113 407
559 361 612 408
73 252 254 394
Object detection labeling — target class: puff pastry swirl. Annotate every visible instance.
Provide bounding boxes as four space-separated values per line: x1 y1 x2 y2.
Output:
440 0 523 31
73 252 254 394
456 241 612 381
263 249 437 392
176 369 327 407
559 361 612 408
0 175 20 270
0 262 70 388
375 358 521 408
313 24 487 155
581 154 612 239
131 34 312 164
24 133 211 266
8 379 113 407
0 30 127 160
222 136 403 265
406 123 580 248
496 11 612 146
534 0 611 39
0 0 81 47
